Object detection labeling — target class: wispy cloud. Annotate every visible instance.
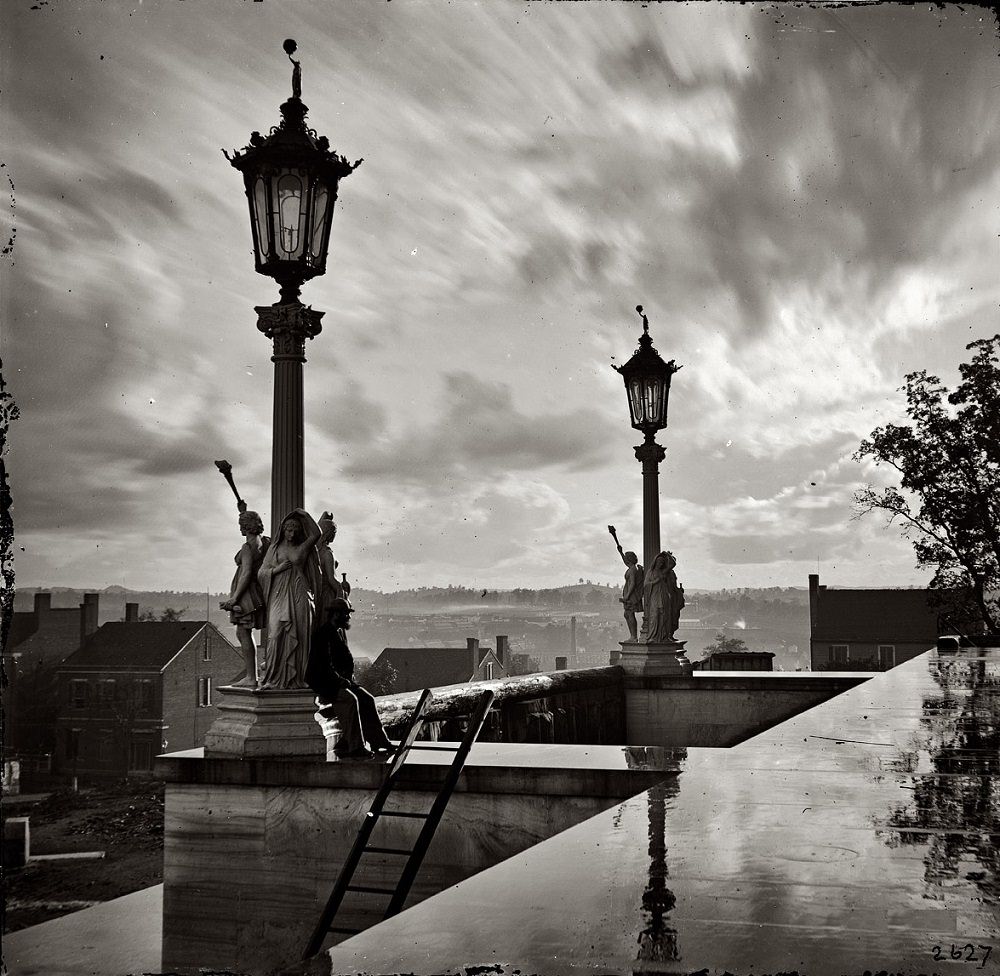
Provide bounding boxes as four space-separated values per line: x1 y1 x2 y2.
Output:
5 1 998 591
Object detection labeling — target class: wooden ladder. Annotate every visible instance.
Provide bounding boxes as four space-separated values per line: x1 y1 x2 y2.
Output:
303 687 496 959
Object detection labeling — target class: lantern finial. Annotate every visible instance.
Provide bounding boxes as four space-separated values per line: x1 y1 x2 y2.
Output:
636 304 649 335
283 39 301 99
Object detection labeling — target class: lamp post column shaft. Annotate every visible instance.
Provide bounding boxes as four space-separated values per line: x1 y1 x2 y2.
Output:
642 453 660 571
270 352 305 539
635 434 667 571
256 300 324 539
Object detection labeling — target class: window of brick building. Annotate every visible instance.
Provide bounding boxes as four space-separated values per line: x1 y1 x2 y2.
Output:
878 645 895 669
130 739 153 771
98 679 117 704
830 645 849 665
70 679 89 708
135 679 154 712
197 676 213 707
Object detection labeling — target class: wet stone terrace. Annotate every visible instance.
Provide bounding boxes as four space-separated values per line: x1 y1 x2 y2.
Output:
289 645 999 976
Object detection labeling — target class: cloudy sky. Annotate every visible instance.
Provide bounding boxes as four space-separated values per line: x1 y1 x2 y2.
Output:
3 1 998 594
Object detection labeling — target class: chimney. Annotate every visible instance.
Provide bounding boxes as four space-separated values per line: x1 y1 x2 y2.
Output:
34 591 52 615
808 574 819 637
495 635 509 668
467 637 480 675
555 656 568 671
125 602 139 623
570 616 577 659
80 592 100 647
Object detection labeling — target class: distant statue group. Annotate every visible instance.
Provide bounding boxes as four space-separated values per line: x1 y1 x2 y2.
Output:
608 526 684 643
216 465 389 757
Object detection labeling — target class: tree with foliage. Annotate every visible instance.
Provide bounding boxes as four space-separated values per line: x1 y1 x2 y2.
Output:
109 681 145 779
7 660 59 756
854 335 1000 633
701 632 750 660
354 657 398 697
138 606 188 622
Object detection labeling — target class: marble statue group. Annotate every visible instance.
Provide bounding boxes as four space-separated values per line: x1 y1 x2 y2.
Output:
608 525 685 643
217 470 389 757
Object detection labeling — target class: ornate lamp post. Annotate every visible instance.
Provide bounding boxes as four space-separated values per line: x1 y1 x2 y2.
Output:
224 39 361 537
614 305 681 574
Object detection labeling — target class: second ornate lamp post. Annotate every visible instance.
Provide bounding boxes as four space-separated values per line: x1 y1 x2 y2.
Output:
614 305 681 573
225 39 361 537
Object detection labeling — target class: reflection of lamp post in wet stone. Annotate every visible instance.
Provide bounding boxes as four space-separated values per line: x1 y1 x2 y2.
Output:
636 782 680 966
613 306 690 675
224 39 361 538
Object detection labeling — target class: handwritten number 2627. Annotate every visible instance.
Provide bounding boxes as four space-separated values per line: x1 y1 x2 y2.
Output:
931 944 993 968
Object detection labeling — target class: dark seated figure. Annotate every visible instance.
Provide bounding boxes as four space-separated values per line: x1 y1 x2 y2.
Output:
307 598 392 758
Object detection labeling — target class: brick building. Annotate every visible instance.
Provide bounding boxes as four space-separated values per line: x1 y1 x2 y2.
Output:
3 591 103 758
808 574 944 670
55 605 243 778
375 636 509 695
4 591 101 671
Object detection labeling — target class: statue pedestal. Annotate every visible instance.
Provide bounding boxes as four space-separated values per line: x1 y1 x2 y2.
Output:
203 685 326 759
618 639 691 678
315 697 364 761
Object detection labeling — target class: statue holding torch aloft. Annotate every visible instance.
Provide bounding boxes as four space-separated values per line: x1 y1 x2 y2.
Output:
609 525 644 642
215 460 270 688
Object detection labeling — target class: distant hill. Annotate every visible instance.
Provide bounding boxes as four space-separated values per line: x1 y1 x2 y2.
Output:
14 582 809 620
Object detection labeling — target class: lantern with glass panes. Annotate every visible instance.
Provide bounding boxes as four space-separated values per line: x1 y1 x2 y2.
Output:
614 305 681 437
224 39 361 304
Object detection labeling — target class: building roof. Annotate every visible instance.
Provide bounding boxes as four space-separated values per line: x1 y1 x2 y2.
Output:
812 587 942 642
376 646 500 694
6 610 42 649
5 608 84 668
60 622 213 671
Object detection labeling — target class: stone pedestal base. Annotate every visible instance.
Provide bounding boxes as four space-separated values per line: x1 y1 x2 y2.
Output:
203 686 326 759
619 639 691 677
315 698 362 761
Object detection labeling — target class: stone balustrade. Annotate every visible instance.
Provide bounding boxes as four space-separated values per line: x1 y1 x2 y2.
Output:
375 665 626 745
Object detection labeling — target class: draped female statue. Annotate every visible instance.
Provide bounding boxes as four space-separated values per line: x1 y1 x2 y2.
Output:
257 509 322 689
643 551 684 643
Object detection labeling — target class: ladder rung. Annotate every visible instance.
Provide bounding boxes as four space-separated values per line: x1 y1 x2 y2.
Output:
304 690 496 963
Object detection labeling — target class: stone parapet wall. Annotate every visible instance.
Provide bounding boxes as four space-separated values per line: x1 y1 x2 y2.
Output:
624 672 871 747
376 665 625 744
158 748 666 976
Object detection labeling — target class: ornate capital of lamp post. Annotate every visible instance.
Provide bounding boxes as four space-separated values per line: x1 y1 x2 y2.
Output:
224 39 361 537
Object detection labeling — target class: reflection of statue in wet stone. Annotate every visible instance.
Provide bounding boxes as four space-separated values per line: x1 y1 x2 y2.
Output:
609 525 643 641
643 551 684 643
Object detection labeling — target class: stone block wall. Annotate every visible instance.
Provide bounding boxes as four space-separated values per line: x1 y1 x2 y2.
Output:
160 760 654 975
624 673 869 747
